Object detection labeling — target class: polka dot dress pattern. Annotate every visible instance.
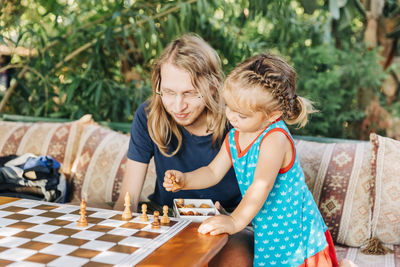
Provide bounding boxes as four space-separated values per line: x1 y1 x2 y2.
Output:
228 120 328 266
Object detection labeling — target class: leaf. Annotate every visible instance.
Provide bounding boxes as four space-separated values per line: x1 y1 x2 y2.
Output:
112 10 121 19
0 35 6 45
84 80 99 97
95 81 103 107
34 104 45 117
104 27 113 54
298 0 319 14
66 78 81 103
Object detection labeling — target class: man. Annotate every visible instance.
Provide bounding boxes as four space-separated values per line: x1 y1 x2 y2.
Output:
115 33 253 267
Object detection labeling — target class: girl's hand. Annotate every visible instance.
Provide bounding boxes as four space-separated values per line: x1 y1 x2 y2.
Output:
163 170 184 192
198 214 236 235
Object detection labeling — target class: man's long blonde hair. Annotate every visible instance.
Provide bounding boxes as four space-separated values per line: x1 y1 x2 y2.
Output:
147 33 226 157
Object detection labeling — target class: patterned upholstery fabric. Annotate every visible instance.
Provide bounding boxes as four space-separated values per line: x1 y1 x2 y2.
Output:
370 133 400 244
295 139 373 247
335 244 400 267
70 124 129 205
70 124 156 206
0 120 86 178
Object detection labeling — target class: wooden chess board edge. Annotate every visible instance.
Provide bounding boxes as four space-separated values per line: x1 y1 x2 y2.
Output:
0 196 18 205
0 197 228 267
117 219 191 266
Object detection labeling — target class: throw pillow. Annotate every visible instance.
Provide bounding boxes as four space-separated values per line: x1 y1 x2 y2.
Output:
70 124 129 206
70 124 157 207
295 139 373 247
369 133 400 244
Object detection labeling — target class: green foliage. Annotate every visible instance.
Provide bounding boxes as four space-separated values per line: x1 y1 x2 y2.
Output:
1 0 257 122
291 44 386 138
226 0 387 138
0 0 390 139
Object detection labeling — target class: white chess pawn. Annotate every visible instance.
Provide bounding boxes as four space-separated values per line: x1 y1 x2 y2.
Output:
151 211 160 229
121 192 132 220
161 205 170 224
77 199 88 227
139 203 148 222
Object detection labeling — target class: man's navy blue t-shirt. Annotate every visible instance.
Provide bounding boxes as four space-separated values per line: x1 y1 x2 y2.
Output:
127 102 242 210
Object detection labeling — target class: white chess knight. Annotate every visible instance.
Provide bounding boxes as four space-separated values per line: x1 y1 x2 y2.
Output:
122 192 132 220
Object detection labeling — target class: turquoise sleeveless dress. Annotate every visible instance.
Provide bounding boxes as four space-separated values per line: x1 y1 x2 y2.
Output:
225 119 329 266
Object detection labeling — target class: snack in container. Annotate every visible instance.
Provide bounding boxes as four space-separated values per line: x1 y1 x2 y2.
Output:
173 198 220 222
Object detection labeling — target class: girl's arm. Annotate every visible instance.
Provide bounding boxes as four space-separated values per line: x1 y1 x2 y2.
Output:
164 142 232 191
199 131 292 235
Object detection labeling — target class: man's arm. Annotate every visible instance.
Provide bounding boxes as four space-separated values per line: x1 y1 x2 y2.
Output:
114 158 149 212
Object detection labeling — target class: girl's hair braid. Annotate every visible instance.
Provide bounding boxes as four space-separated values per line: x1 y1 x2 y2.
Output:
225 53 316 127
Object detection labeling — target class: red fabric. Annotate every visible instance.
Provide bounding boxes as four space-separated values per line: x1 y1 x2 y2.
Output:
234 124 269 158
325 230 339 267
298 230 338 267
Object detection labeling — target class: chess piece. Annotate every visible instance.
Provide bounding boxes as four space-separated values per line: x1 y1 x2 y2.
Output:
176 198 184 208
77 199 88 227
151 210 160 229
171 175 181 191
161 205 170 225
139 203 148 222
121 192 133 221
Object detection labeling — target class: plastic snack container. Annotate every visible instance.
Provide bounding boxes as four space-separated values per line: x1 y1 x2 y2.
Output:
173 198 220 222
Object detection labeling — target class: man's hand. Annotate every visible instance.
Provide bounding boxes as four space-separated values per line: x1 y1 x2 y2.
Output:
198 214 237 235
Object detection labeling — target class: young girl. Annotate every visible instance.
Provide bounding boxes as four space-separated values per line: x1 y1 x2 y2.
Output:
164 53 347 267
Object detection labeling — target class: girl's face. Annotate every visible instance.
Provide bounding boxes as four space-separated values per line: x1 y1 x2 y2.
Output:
159 63 206 128
223 90 269 133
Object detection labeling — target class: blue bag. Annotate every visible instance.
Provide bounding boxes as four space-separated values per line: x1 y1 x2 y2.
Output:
23 156 61 173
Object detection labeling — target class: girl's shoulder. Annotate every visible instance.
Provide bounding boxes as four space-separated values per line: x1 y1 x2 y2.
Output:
260 120 294 150
261 129 291 147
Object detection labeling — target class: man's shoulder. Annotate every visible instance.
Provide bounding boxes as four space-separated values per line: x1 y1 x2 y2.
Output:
135 101 151 120
137 101 150 113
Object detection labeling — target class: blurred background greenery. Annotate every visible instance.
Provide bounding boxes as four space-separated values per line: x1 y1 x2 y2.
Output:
0 0 399 139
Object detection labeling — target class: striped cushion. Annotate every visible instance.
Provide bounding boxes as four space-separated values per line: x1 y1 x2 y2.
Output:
295 139 373 247
0 120 86 178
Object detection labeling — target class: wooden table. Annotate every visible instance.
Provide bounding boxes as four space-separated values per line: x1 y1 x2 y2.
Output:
0 197 228 267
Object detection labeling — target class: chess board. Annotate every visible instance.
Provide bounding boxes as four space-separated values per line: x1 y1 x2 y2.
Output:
0 199 190 266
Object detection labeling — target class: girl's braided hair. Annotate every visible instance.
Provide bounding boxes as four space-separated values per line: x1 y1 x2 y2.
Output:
224 53 316 127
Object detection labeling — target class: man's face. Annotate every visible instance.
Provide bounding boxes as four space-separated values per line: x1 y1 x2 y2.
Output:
159 63 206 128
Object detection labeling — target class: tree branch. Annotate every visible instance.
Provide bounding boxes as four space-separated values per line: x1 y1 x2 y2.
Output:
1 0 198 111
49 0 198 74
0 63 24 73
0 66 28 112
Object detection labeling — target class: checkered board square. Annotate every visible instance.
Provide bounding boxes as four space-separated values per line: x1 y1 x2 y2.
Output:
0 199 190 266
